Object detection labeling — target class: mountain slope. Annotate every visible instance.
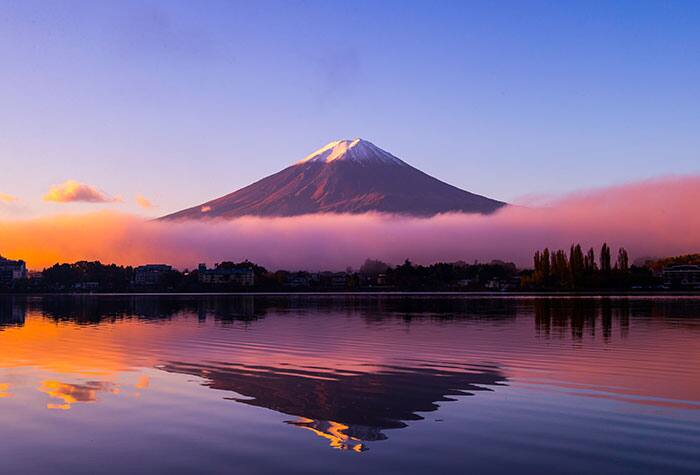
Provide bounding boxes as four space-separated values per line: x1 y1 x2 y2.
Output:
161 139 506 220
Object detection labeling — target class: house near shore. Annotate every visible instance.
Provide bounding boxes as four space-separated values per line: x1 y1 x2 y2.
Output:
662 265 700 289
0 256 28 284
286 272 312 289
198 263 255 287
134 264 173 287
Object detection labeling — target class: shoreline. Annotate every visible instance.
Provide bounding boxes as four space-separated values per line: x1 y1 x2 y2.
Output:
2 291 700 297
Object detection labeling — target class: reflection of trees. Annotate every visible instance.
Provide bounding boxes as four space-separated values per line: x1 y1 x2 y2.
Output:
534 298 629 341
533 297 700 341
162 360 506 452
0 295 522 327
3 295 265 325
3 294 699 338
227 295 519 324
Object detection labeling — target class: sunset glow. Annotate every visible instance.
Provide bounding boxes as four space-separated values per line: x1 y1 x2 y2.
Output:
1 2 700 473
1 176 698 270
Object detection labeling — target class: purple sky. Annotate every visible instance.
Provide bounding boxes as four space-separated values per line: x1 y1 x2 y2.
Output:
1 0 699 218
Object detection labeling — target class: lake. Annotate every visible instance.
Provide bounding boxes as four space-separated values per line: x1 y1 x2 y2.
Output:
0 294 698 474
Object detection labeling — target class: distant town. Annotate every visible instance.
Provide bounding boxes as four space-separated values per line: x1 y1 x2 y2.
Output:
1 244 699 293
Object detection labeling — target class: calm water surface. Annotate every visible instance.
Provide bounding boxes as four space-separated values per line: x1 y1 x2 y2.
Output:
0 295 698 474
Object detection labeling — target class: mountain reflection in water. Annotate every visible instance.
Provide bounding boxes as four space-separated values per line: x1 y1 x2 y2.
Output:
162 360 505 451
0 294 513 451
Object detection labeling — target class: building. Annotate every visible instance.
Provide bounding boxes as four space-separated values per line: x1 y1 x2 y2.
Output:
286 272 312 289
662 265 700 289
314 271 350 289
198 263 254 287
0 256 28 284
456 278 475 288
134 264 173 286
330 272 349 289
73 281 100 292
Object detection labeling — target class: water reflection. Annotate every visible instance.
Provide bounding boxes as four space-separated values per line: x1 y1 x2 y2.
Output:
533 297 700 340
3 294 699 340
0 295 699 472
1 294 522 325
0 297 26 328
40 380 119 410
534 298 631 340
30 294 264 324
162 360 505 451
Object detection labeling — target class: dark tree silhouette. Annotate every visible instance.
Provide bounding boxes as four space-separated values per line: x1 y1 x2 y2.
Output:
600 243 612 274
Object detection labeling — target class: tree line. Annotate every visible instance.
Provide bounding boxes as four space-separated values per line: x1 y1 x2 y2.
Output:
1 258 520 293
1 245 690 293
521 243 655 290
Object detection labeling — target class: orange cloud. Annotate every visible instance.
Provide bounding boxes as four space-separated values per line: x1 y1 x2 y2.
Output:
136 194 156 209
43 180 121 203
0 192 17 204
1 176 698 270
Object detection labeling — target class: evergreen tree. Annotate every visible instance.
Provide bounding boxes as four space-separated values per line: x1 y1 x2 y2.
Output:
584 247 596 272
617 247 629 272
549 249 570 287
569 244 584 287
600 243 611 273
542 248 551 281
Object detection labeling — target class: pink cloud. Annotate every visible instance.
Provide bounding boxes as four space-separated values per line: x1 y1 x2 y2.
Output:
2 176 699 270
43 180 121 203
135 194 156 209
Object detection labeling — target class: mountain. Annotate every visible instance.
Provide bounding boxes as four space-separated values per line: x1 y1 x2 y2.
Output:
161 139 506 220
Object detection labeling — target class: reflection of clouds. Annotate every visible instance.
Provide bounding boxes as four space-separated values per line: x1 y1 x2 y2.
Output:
135 375 150 389
289 418 367 452
3 294 698 430
0 383 11 398
40 380 119 410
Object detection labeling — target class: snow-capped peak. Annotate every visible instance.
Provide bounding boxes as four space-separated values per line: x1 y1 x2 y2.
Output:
296 138 406 165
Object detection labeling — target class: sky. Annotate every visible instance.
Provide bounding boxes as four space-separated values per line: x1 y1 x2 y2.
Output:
1 0 699 219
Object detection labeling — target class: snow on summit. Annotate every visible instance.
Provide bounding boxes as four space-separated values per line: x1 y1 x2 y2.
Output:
297 139 406 165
